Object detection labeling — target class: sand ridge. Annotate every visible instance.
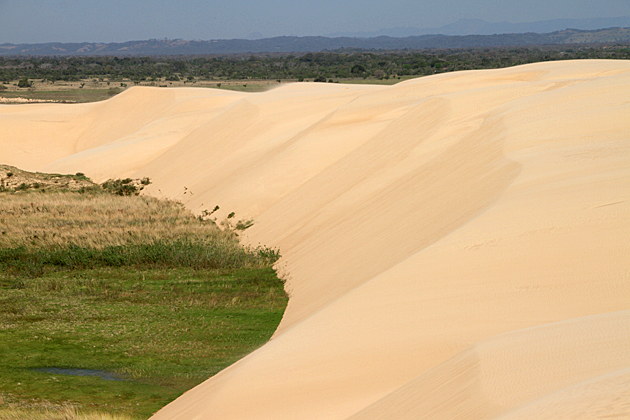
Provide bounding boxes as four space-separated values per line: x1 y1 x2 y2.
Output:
1 59 629 420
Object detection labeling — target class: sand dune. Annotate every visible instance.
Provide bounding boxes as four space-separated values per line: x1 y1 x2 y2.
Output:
1 60 629 420
348 310 630 420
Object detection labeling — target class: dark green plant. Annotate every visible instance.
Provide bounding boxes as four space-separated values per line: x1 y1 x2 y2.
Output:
199 205 220 222
235 219 255 231
17 77 32 88
101 178 142 196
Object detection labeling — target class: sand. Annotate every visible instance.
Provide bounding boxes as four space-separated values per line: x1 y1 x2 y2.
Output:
1 59 629 420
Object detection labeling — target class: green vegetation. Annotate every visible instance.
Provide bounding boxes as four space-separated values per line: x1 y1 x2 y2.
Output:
16 78 32 88
101 178 151 196
1 44 629 87
0 165 100 194
0 266 285 419
0 168 286 419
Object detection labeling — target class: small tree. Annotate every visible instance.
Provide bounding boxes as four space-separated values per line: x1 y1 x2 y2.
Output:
351 64 366 74
17 78 32 88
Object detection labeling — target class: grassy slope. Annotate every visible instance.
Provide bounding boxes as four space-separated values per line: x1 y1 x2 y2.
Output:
0 170 287 419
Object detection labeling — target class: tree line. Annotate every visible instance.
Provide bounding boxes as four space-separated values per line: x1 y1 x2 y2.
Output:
1 45 629 84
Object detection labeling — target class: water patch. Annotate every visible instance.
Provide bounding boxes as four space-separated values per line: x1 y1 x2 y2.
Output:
32 367 124 381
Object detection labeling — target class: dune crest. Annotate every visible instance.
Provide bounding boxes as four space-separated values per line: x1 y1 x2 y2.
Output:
1 60 629 420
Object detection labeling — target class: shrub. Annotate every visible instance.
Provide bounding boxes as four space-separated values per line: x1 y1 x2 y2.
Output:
17 77 32 88
101 177 150 196
235 219 254 231
107 87 121 96
351 64 366 74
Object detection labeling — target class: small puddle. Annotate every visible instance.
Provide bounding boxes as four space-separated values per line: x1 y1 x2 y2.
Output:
32 367 124 381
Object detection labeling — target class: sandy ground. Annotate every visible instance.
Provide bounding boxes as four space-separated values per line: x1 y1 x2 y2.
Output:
1 60 629 420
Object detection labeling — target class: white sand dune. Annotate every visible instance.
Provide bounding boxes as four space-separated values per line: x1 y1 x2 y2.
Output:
1 60 629 420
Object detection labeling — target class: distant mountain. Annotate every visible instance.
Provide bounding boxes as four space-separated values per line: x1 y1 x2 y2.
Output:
1 27 629 56
327 17 630 37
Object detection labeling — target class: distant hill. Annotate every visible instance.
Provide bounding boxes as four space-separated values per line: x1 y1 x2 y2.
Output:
1 27 629 56
327 17 630 37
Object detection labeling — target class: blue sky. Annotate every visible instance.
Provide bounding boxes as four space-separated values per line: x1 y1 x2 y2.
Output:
1 0 629 43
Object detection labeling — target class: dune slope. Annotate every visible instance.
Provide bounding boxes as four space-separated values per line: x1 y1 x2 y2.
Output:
1 60 629 420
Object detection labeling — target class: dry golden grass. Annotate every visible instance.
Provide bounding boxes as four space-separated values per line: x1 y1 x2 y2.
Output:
0 395 134 420
0 191 227 249
0 167 277 276
0 404 134 420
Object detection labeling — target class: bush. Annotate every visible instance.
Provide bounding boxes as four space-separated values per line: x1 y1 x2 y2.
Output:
17 77 32 88
351 64 366 74
107 87 121 96
101 177 150 196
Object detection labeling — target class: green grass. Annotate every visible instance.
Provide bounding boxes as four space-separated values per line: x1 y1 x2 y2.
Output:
0 267 287 419
0 171 287 419
0 240 279 278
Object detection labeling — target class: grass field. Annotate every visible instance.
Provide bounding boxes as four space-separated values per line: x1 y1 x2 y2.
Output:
0 76 410 103
0 168 287 419
0 89 120 103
